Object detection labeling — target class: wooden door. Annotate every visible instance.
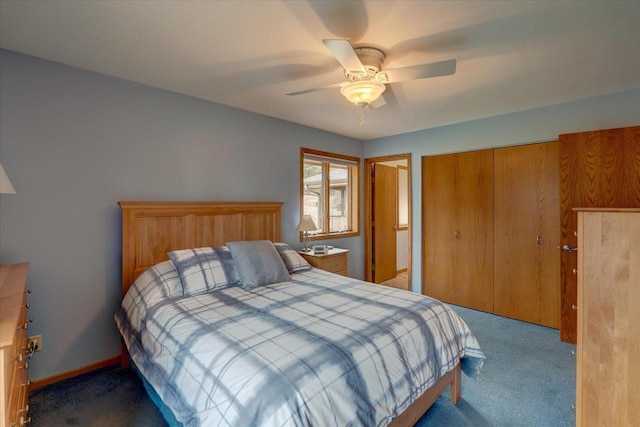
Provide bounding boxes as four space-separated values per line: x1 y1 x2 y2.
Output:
559 126 640 343
494 142 560 328
373 164 397 283
423 154 457 302
422 150 494 312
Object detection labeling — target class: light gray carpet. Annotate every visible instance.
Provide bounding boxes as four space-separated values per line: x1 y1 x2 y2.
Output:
28 305 576 426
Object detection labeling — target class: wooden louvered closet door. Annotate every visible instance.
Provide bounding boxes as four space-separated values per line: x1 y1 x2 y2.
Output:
559 126 640 343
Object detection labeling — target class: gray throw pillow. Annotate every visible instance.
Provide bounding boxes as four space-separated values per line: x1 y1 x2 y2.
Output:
227 240 290 290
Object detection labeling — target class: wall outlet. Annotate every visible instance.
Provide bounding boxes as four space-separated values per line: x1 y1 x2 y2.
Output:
28 335 42 352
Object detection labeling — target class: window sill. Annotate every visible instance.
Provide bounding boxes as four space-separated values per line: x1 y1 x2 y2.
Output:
303 231 360 241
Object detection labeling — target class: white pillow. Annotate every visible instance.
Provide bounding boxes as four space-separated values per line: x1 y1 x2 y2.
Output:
168 246 239 296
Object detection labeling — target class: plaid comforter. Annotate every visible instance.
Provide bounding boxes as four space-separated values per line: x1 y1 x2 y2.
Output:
115 265 485 427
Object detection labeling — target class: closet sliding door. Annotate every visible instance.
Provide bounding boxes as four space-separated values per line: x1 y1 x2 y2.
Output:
422 150 494 312
493 142 560 328
422 142 560 327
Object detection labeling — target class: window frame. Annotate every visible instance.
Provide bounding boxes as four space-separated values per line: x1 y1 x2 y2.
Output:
300 147 360 241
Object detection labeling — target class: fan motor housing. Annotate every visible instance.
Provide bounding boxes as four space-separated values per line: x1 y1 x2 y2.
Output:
346 47 385 80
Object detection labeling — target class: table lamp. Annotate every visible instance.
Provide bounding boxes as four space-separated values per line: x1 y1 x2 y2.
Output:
296 215 317 252
0 163 16 194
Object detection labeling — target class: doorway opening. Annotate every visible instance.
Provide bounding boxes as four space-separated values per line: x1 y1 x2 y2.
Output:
364 154 412 291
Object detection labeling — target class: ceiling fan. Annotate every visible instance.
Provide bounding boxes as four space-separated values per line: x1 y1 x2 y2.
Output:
287 39 457 125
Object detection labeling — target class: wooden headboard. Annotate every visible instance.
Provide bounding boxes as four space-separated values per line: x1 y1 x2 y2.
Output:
118 201 283 297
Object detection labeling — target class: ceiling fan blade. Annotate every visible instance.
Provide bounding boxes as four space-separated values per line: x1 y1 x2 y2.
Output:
323 39 365 74
286 81 345 96
369 94 387 109
382 59 457 84
310 1 368 40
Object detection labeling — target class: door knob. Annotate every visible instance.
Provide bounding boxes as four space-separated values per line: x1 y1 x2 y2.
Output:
561 245 578 253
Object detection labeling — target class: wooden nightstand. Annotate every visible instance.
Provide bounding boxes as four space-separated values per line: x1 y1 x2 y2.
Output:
299 248 349 276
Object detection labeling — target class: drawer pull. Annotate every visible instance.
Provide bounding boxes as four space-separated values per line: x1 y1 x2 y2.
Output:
18 322 28 330
24 303 30 309
571 404 576 411
571 350 576 356
25 288 32 294
22 343 35 357
20 415 32 425
26 349 34 359
13 353 24 363
19 361 29 369
571 304 578 311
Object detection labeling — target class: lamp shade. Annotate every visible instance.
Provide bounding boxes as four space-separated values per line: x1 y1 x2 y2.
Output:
0 163 16 194
296 215 317 232
340 81 386 106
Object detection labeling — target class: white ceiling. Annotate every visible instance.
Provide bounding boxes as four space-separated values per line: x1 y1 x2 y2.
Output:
1 1 639 140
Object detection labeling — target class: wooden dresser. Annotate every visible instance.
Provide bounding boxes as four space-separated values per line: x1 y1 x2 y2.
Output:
575 209 639 426
299 248 349 276
0 263 31 427
559 126 640 343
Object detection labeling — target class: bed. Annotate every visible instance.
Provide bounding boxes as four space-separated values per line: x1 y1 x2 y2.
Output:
115 201 485 427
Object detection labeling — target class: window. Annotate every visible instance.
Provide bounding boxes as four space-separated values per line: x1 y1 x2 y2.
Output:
300 148 360 240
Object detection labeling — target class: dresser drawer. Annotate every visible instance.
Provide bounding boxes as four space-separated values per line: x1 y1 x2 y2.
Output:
317 256 346 274
8 351 28 427
1 264 31 427
299 249 349 277
11 300 30 426
2 311 28 427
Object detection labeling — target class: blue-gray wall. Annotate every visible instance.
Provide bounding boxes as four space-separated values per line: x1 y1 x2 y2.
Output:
1 47 638 382
0 49 364 381
363 89 640 293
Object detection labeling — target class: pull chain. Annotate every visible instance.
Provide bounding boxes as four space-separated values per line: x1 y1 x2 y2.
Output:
359 105 365 127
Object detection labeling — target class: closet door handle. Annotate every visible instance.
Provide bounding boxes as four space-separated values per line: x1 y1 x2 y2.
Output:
562 245 578 253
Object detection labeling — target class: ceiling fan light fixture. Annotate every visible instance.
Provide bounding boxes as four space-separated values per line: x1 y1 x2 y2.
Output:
340 81 386 107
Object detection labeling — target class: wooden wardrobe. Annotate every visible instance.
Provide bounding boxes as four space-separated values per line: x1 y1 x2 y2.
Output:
559 126 640 343
422 141 560 328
